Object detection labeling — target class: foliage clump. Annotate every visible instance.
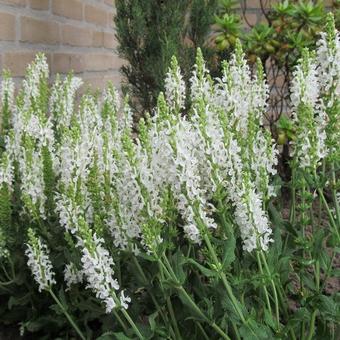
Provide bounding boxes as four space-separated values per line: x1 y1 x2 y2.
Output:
0 15 339 340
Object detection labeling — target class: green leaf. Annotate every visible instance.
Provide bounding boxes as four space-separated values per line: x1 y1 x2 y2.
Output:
177 290 207 322
185 258 218 278
222 234 236 269
148 311 158 331
170 251 187 284
96 331 116 340
8 293 31 309
113 332 133 340
264 309 276 330
318 295 338 319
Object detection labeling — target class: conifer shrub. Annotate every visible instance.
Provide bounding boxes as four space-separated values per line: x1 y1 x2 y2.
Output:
114 0 217 114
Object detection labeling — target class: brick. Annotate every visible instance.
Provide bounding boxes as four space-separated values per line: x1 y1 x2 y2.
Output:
107 11 116 30
104 0 114 6
92 31 104 47
52 0 82 21
82 72 121 93
83 76 107 91
29 0 49 10
62 25 92 47
107 11 114 27
85 4 107 26
0 0 25 6
103 32 117 49
84 54 114 72
0 12 16 41
53 53 85 74
83 54 123 72
21 17 59 44
3 51 51 77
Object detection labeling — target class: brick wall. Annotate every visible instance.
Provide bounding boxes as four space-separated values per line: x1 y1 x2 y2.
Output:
0 0 334 92
0 0 121 91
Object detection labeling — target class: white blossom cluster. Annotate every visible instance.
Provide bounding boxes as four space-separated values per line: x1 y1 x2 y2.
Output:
25 229 56 292
161 46 276 251
80 232 124 312
0 21 339 312
316 16 340 161
290 51 328 169
165 56 186 112
64 262 84 291
0 71 15 111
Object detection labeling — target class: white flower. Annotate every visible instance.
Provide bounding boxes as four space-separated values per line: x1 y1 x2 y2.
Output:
50 74 83 128
0 71 15 110
165 56 186 111
120 290 131 310
64 263 84 291
19 145 46 219
290 52 328 169
190 49 212 104
22 54 49 111
0 151 13 188
234 187 272 252
25 231 56 292
80 233 123 313
291 55 319 109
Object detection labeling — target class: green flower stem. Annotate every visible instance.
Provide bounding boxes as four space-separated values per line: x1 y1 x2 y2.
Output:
256 251 272 315
260 251 281 332
112 309 128 333
231 321 241 340
132 256 170 326
119 307 145 340
320 251 335 293
301 179 306 240
166 297 182 340
48 289 86 340
306 309 318 340
318 160 326 225
331 162 340 226
111 292 144 340
317 187 340 241
315 260 320 293
289 167 296 224
177 285 231 340
157 260 179 339
196 322 210 340
161 254 231 340
202 234 246 325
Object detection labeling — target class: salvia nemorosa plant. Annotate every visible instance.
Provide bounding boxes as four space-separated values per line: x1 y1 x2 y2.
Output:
0 14 339 340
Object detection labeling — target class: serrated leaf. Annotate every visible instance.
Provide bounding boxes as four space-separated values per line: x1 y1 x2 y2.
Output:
113 332 133 340
264 309 276 330
170 251 187 285
318 295 338 319
185 258 218 278
222 234 236 269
